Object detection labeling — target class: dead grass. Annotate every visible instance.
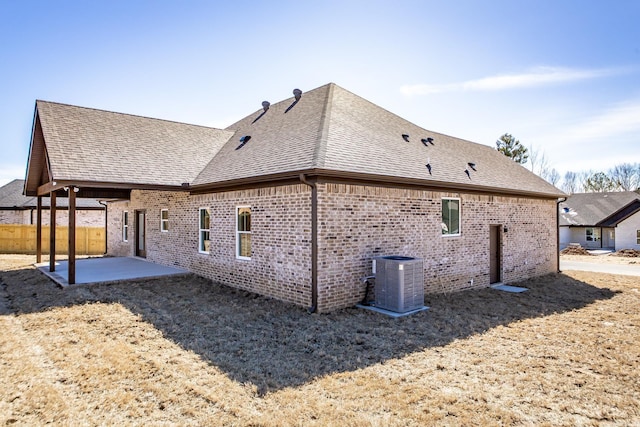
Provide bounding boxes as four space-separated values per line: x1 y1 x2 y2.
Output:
1 254 639 426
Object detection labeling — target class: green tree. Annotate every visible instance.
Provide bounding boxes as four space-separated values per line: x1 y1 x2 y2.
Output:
496 133 528 164
584 172 619 192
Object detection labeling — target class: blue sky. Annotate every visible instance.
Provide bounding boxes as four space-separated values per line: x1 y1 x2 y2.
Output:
1 0 639 187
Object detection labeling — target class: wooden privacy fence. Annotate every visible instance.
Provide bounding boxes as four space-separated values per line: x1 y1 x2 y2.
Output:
0 225 106 255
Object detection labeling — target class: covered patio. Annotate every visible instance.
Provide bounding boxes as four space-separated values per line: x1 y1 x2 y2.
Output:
36 257 189 287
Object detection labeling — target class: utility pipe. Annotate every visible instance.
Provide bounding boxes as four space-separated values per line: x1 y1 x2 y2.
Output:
299 174 318 313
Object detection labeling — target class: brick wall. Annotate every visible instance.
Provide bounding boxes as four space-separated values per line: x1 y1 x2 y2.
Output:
316 183 558 312
0 208 105 227
107 185 313 308
106 183 557 313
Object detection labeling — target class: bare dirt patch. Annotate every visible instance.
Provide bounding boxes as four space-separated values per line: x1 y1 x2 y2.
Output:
613 249 640 258
1 255 639 425
560 246 593 256
561 253 639 265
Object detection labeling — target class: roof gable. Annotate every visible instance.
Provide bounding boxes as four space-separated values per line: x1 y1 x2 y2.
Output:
29 101 233 192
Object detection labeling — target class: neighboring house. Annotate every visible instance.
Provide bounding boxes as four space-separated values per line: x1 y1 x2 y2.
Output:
559 191 640 251
23 83 565 312
0 179 105 226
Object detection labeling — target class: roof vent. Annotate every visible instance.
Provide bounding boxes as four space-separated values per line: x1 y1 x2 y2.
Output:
236 135 251 150
421 138 429 146
425 157 432 175
467 162 476 171
293 88 302 101
426 137 434 145
402 134 410 142
262 101 270 112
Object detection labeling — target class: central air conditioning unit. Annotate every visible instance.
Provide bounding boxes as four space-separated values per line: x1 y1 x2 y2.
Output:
373 256 424 313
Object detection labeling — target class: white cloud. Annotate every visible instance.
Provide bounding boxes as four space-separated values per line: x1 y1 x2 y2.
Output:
528 98 640 173
558 99 640 142
400 66 629 96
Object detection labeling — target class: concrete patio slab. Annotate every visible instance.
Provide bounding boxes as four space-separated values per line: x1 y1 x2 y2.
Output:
36 257 190 287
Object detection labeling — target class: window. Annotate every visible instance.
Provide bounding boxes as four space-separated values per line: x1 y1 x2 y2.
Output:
441 198 461 236
637 230 640 245
236 206 251 259
586 228 600 242
160 209 169 232
123 211 129 242
199 208 210 253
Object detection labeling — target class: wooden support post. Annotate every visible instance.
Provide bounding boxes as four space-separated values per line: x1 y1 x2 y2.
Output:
49 191 56 272
36 196 42 263
68 187 76 285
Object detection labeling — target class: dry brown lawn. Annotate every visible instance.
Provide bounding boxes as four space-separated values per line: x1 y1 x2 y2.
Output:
1 254 639 426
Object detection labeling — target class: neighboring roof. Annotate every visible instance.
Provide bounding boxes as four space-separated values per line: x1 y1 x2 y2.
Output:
25 101 233 195
25 83 565 199
559 191 640 226
0 179 104 209
194 83 564 198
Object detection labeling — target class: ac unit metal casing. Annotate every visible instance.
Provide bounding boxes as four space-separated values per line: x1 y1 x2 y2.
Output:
373 256 424 313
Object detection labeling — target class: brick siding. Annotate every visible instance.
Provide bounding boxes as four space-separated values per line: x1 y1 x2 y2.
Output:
107 183 557 313
316 183 557 312
107 185 312 308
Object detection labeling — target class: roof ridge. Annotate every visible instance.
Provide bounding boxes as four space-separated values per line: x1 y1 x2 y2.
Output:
313 83 335 168
36 100 229 132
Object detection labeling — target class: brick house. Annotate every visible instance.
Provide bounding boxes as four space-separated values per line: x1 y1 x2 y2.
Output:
0 179 105 226
24 83 564 312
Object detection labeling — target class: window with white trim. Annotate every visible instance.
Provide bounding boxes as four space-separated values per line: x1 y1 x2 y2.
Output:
586 228 600 242
236 206 251 259
123 211 129 242
160 209 169 232
199 208 210 254
441 198 461 236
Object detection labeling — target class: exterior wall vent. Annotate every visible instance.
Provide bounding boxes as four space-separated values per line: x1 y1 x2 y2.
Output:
373 256 424 313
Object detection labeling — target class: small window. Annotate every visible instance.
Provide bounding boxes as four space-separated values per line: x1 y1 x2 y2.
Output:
123 211 129 242
160 209 169 232
199 208 210 254
586 228 600 242
236 206 251 259
636 230 640 245
441 198 461 236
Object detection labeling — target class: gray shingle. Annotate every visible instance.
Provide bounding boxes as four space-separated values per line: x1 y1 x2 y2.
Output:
194 83 564 197
31 83 565 198
559 191 640 226
36 101 234 187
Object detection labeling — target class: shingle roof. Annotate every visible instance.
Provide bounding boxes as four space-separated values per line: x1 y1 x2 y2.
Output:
194 83 564 197
0 179 104 209
27 83 564 199
559 191 640 226
35 101 234 187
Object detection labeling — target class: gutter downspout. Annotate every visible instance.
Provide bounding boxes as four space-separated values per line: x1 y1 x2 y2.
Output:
557 197 567 273
99 201 108 255
300 174 318 313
